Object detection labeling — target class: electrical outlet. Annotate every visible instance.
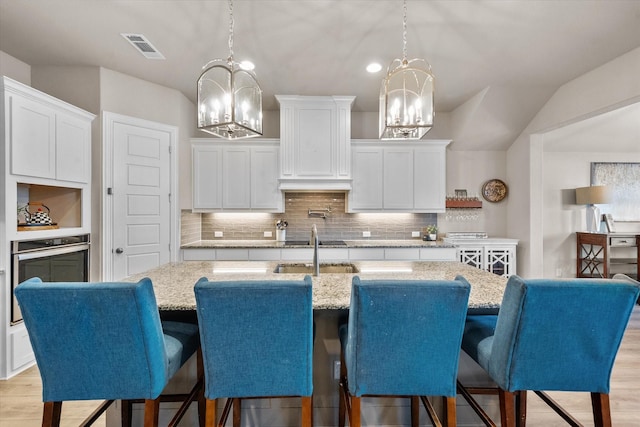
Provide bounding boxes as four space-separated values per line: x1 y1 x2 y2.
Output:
362 231 371 238
214 231 223 238
556 268 563 277
333 360 341 380
412 231 420 238
264 231 272 238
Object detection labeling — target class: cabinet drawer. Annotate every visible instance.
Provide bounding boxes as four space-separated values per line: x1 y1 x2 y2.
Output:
610 237 636 247
182 248 216 261
11 327 34 371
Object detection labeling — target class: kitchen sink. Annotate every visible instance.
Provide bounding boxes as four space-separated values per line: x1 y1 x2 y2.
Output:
284 240 347 246
273 263 359 274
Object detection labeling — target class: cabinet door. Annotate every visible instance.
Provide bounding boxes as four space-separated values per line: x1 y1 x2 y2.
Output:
349 147 383 210
56 112 91 183
192 145 222 209
223 147 251 208
383 148 414 209
251 147 282 210
414 146 446 212
296 107 334 177
485 246 516 277
10 94 56 179
458 247 484 270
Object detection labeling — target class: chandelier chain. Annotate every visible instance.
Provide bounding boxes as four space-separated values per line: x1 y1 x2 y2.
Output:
402 0 407 62
227 0 234 63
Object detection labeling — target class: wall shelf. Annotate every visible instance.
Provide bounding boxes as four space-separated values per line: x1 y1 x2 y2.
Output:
445 199 483 209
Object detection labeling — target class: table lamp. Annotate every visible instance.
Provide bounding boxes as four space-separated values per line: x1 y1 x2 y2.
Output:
575 185 611 232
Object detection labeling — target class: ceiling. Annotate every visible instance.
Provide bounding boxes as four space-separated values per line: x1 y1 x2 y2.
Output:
1 0 640 150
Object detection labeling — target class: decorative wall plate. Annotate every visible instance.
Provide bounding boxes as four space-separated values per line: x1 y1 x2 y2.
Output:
482 179 508 203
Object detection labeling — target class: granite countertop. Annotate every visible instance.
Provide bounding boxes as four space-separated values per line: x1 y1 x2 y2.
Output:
181 239 454 249
124 260 507 312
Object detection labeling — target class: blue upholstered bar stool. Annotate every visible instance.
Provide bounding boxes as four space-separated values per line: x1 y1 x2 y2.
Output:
339 276 471 427
194 276 314 427
458 275 640 427
14 277 204 427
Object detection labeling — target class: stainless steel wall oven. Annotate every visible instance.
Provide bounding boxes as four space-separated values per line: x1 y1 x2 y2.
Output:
11 234 90 325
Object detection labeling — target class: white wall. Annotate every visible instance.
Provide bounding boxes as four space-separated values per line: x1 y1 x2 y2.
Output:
543 150 640 278
0 51 30 85
507 46 640 278
443 150 508 237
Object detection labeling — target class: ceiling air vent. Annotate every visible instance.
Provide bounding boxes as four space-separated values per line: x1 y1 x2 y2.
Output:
121 33 165 59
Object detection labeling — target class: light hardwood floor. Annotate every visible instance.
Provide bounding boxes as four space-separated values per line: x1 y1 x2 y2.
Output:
1 306 639 427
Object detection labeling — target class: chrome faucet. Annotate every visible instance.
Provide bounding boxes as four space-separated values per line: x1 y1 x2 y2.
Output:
310 224 319 276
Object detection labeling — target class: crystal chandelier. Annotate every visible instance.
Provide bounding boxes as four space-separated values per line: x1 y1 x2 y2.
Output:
197 0 262 139
379 0 434 140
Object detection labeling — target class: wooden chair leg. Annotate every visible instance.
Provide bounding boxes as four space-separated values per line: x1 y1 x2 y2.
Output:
232 398 241 427
410 396 419 427
121 399 133 427
204 398 217 427
42 401 62 427
197 347 206 427
515 390 527 427
338 383 346 427
143 398 160 427
443 396 457 427
350 396 361 427
499 389 517 427
302 396 313 427
591 392 612 427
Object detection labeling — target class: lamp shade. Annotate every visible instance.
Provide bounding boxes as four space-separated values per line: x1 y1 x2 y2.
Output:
575 185 611 205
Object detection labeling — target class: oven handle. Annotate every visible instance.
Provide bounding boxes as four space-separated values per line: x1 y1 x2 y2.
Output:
16 243 90 261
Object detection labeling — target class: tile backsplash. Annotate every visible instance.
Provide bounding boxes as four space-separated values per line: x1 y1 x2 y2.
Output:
181 192 437 244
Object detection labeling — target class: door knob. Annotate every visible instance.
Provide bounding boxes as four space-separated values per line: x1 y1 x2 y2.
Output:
115 248 124 254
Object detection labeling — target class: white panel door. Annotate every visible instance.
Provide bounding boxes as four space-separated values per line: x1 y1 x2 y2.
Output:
112 121 171 280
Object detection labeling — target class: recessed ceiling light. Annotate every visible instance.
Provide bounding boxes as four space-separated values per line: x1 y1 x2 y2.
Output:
366 63 382 73
239 61 255 71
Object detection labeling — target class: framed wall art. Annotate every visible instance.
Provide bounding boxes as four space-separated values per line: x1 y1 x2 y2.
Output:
591 162 640 221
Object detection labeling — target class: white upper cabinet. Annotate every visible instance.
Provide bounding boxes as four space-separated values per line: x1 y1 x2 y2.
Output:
192 139 283 212
348 140 451 213
192 144 223 209
251 146 281 209
4 77 93 184
350 146 384 209
276 95 355 191
413 145 447 211
383 148 414 209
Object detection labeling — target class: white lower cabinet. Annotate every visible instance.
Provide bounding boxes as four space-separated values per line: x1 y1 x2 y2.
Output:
384 248 420 260
182 248 216 261
182 246 456 263
444 238 518 277
420 247 457 261
348 248 385 260
192 139 282 212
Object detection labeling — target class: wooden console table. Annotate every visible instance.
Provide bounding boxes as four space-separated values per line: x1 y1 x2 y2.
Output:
576 232 639 279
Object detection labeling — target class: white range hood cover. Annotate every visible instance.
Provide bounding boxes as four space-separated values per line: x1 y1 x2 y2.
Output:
277 95 355 192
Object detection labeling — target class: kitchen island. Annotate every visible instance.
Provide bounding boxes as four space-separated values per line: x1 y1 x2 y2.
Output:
125 260 507 312
118 260 507 427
